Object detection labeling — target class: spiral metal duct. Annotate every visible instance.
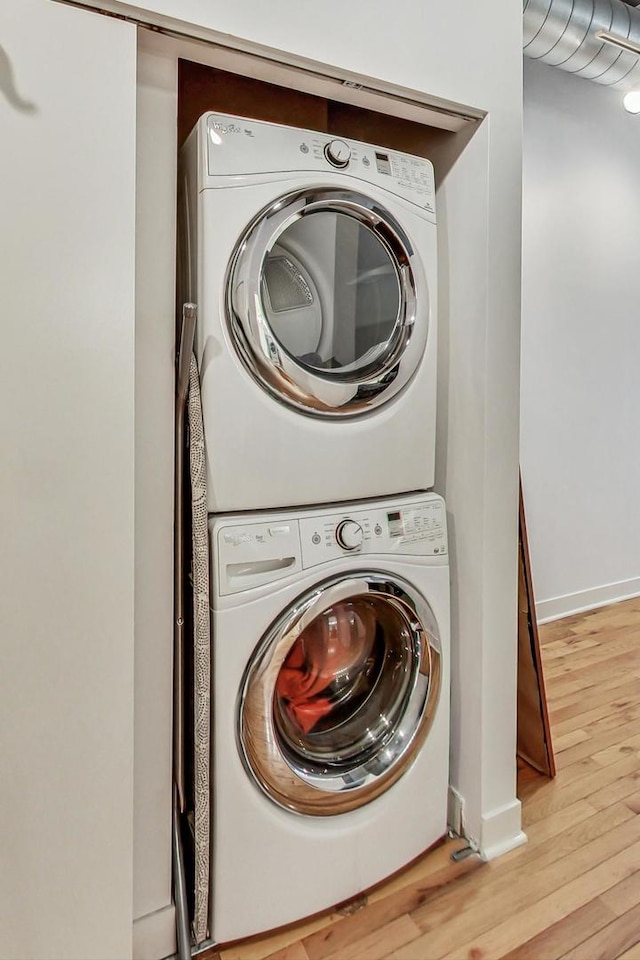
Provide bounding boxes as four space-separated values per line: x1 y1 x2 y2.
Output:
523 0 640 88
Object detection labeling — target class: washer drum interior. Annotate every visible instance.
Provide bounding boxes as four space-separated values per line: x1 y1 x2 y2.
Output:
237 572 442 816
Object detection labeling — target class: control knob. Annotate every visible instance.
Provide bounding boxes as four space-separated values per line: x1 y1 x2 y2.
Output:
324 139 351 168
336 519 363 551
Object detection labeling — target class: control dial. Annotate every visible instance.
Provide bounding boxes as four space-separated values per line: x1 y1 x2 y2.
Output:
336 519 364 551
324 139 351 168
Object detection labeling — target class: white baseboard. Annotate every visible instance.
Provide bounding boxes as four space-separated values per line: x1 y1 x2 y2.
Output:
481 829 527 861
479 798 527 861
447 786 466 837
536 577 640 624
133 903 176 960
448 790 526 861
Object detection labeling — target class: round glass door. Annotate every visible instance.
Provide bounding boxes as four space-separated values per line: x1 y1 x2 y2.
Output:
227 189 428 417
238 573 442 816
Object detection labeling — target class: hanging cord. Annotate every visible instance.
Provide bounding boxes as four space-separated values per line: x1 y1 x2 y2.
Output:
173 782 191 960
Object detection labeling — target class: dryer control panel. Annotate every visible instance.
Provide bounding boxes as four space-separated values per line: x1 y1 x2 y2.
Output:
203 112 436 216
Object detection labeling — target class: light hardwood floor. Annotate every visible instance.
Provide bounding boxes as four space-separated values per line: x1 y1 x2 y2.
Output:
204 596 640 960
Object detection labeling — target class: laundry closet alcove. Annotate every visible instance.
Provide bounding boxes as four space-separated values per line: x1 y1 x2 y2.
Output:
134 19 522 957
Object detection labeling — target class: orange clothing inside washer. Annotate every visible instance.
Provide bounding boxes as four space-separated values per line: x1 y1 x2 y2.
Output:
276 601 376 735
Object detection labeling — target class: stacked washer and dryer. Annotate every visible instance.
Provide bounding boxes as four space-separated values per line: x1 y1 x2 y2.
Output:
179 112 450 946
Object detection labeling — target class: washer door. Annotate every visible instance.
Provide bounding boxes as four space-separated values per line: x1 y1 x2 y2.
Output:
238 573 442 815
227 189 427 417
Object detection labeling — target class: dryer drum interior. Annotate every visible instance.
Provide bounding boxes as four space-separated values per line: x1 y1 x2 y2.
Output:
238 573 442 815
226 189 429 417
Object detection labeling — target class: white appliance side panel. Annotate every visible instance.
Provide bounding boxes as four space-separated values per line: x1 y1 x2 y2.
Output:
0 4 136 959
197 187 438 512
210 560 450 942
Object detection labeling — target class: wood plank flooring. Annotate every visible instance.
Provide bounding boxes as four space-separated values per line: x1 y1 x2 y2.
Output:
202 596 640 960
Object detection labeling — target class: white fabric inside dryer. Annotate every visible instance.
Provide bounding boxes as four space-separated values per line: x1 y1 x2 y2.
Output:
261 210 401 375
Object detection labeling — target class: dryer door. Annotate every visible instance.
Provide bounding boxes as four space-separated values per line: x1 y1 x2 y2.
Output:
238 572 442 815
227 189 428 417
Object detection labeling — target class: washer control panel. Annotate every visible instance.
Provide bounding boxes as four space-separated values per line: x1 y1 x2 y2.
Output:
335 518 364 550
213 495 447 595
216 520 302 596
299 496 447 569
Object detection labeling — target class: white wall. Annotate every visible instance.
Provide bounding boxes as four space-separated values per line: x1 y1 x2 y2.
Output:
132 33 177 957
0 3 136 957
75 0 524 859
522 59 640 623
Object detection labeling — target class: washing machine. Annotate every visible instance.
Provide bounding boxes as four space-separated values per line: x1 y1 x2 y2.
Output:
208 491 450 944
179 112 438 512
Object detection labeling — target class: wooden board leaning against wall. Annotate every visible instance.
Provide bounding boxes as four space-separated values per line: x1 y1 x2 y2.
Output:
518 476 556 778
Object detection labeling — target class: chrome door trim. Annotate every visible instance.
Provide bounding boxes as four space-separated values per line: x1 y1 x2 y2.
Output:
226 188 428 417
237 572 442 816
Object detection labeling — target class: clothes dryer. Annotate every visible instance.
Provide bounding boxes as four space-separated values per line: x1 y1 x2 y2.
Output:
208 492 450 943
179 113 438 511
